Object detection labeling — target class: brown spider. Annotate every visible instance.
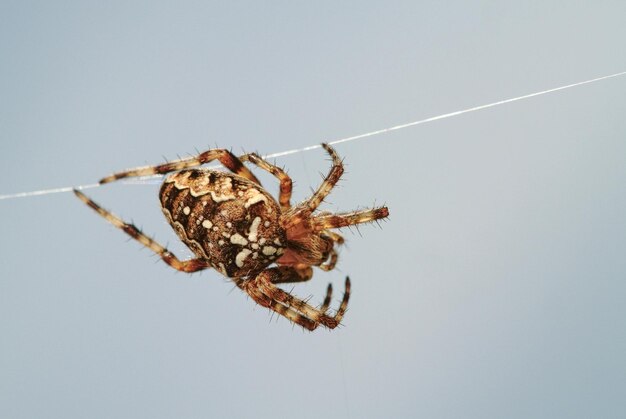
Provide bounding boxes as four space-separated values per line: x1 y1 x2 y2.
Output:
74 143 388 330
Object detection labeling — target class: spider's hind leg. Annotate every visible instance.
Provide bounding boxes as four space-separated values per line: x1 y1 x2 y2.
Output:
99 149 260 185
74 189 211 273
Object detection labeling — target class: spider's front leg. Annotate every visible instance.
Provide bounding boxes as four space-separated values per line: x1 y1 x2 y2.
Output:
263 265 334 313
319 248 338 272
302 143 343 212
312 207 389 231
239 153 293 211
74 190 211 273
238 268 350 331
318 231 344 272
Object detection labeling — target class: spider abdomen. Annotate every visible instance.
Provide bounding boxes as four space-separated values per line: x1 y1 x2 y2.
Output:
160 169 286 277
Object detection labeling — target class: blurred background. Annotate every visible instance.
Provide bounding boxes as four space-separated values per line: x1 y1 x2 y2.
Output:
1 2 625 418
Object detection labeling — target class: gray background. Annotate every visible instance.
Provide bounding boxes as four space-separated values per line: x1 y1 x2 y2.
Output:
1 2 625 418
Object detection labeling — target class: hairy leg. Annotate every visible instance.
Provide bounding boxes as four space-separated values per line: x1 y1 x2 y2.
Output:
264 265 333 313
265 265 313 284
285 143 343 229
99 149 260 185
239 153 292 210
319 248 338 272
239 270 351 330
321 230 345 245
74 189 211 273
312 207 389 231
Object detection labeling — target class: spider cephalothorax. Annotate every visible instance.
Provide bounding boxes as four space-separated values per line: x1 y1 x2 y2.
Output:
75 144 389 330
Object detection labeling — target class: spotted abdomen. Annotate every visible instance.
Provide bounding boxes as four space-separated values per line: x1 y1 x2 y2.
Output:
159 169 286 277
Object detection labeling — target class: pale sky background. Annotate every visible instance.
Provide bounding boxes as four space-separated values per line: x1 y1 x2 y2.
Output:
1 2 625 418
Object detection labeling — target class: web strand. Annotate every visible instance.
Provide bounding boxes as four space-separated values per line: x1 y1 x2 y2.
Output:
1 70 624 201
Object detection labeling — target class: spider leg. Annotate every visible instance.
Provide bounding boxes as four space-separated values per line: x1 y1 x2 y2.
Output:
74 190 211 273
319 283 334 313
318 231 344 271
321 230 345 245
99 149 260 185
303 143 343 212
240 271 350 330
312 207 389 231
240 282 318 330
266 265 313 284
239 153 292 211
285 144 343 230
319 248 338 271
263 266 333 313
270 275 350 330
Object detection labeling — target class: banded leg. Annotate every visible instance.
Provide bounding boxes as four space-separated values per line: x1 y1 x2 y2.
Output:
304 143 343 212
74 190 211 273
269 276 350 329
241 271 350 330
321 230 345 245
239 153 292 210
285 143 344 229
99 149 260 185
240 282 317 330
319 248 338 271
266 265 313 284
319 284 333 313
264 266 333 313
312 207 389 231
319 230 344 271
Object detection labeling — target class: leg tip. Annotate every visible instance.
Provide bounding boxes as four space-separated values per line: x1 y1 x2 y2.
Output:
73 188 86 199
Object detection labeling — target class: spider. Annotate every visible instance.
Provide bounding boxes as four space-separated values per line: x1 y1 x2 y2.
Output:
74 143 389 330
